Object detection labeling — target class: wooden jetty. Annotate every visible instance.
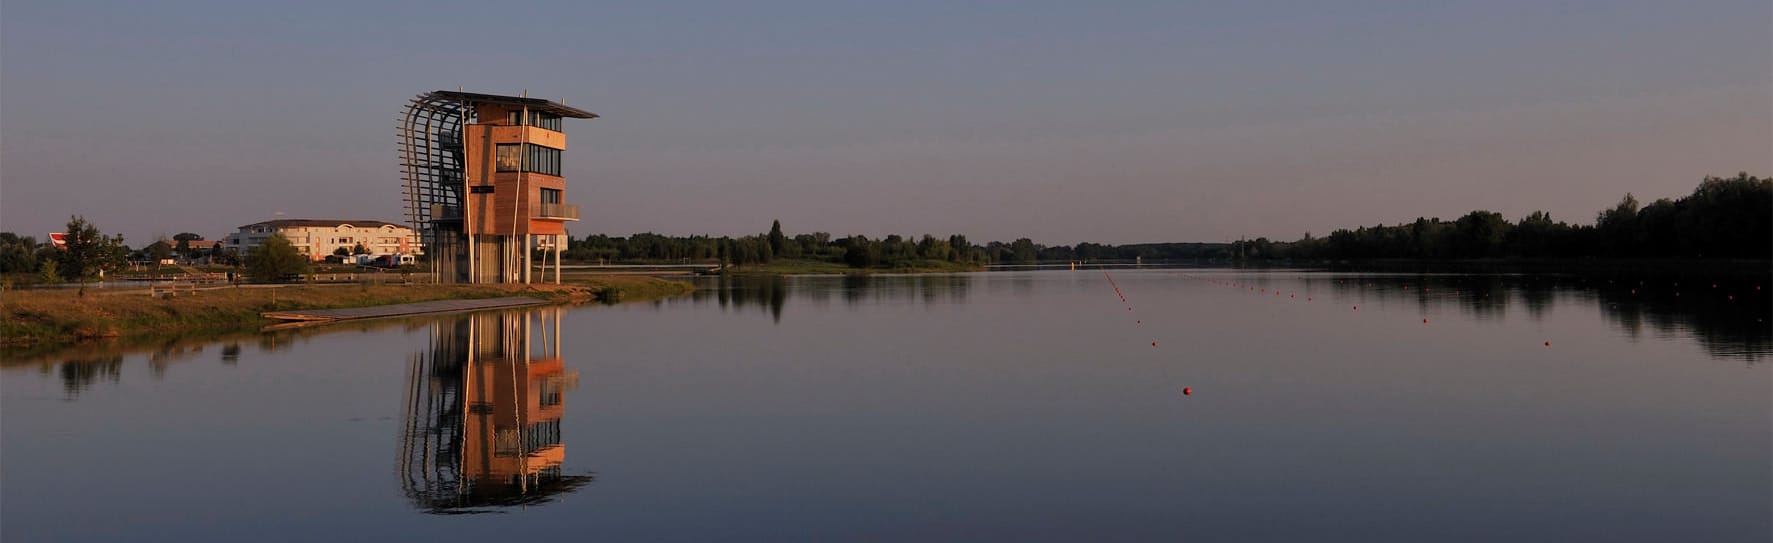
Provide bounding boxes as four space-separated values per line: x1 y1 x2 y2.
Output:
261 297 548 323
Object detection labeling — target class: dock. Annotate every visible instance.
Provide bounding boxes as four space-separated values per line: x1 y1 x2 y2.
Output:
261 297 548 323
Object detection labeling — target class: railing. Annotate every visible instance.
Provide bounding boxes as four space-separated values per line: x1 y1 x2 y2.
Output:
533 203 579 220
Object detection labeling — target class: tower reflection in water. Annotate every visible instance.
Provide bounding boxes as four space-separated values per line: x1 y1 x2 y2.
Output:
398 308 590 513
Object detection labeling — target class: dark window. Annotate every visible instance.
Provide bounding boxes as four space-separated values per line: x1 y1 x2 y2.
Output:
539 188 562 205
532 112 562 131
525 144 562 176
504 110 562 131
524 420 562 451
470 185 494 194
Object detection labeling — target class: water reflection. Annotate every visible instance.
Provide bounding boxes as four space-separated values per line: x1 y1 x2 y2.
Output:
682 274 976 323
6 318 441 400
55 355 121 397
398 308 590 513
1300 273 1771 363
679 270 1767 362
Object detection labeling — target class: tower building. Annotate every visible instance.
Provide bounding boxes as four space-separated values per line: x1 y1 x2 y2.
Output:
399 91 597 283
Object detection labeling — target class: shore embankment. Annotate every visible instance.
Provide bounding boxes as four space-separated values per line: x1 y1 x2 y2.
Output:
0 275 693 354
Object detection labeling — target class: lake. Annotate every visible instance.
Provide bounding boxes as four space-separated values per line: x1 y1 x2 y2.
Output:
3 269 1769 542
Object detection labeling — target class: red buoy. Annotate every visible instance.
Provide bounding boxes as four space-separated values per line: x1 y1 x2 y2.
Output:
1182 387 1192 396
1422 318 1428 323
1151 342 1158 347
1353 305 1358 310
1544 341 1551 346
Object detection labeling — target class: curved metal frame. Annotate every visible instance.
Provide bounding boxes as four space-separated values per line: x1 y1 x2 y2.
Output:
398 93 472 283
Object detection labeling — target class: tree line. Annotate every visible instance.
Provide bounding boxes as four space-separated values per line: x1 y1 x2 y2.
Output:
1233 173 1770 261
0 216 298 282
560 174 1768 268
562 220 1237 269
0 217 131 282
6 173 1765 281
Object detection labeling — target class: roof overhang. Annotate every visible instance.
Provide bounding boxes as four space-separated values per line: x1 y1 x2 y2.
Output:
427 91 598 119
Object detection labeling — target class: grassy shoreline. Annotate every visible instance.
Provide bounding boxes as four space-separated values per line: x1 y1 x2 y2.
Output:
0 275 693 355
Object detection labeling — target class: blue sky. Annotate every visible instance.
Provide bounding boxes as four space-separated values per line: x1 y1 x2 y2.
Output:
3 1 1768 244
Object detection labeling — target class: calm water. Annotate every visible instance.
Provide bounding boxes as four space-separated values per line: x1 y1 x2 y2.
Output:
3 269 1769 542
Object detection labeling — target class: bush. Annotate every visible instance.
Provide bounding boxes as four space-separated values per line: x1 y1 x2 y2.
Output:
246 234 309 283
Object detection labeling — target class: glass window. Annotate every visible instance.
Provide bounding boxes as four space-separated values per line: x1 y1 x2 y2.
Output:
540 188 562 205
495 144 522 172
496 143 562 175
525 144 561 176
503 110 561 131
532 112 562 131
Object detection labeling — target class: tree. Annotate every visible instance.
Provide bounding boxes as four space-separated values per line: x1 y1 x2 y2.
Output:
843 235 878 268
173 232 202 258
1451 211 1509 258
246 234 309 282
148 239 175 260
1596 193 1640 256
147 240 174 263
1009 238 1039 263
333 246 351 257
768 220 786 256
57 216 128 281
38 259 59 283
0 233 39 274
213 245 241 267
352 242 368 255
947 234 971 262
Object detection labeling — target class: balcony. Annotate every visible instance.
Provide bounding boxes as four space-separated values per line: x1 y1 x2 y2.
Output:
533 203 579 221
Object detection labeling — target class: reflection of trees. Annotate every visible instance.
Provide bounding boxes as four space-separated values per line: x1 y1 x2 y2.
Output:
398 308 590 513
1595 286 1770 363
1323 273 1770 364
687 274 975 324
1517 279 1555 320
8 315 546 402
148 341 204 379
57 356 122 398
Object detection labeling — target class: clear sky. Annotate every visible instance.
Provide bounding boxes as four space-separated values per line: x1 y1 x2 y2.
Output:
2 1 1768 245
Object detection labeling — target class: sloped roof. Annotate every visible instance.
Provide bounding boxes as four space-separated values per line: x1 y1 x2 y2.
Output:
428 91 598 119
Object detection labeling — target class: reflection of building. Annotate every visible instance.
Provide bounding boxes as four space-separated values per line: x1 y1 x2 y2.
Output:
399 308 587 512
399 91 597 284
224 219 421 261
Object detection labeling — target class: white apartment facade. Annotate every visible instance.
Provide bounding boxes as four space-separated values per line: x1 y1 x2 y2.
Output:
225 219 422 261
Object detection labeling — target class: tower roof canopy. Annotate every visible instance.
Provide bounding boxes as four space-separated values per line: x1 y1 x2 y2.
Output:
429 91 598 119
